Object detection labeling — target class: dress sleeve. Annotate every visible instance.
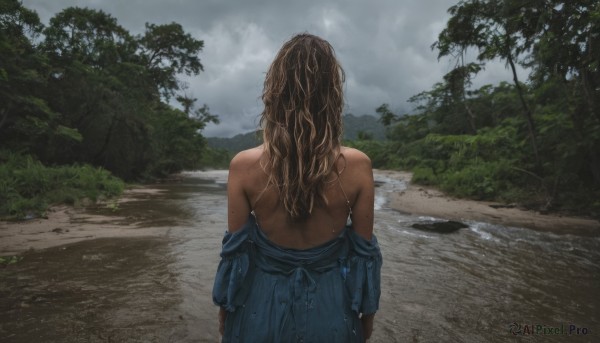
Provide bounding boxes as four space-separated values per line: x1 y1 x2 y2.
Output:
345 232 383 315
212 228 252 312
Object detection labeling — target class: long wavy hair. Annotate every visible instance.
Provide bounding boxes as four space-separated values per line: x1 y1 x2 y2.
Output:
260 33 345 221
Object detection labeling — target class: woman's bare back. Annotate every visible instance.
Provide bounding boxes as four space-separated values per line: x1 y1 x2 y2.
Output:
227 145 374 249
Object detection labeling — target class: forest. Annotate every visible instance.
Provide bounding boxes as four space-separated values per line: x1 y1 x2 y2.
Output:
351 0 599 216
0 0 218 218
2 0 599 219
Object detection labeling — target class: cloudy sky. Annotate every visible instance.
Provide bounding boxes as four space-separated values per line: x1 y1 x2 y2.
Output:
21 0 514 137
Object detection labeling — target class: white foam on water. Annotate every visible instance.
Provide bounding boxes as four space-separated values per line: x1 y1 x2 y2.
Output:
183 170 229 183
399 229 437 239
374 195 386 211
469 223 500 243
416 215 443 222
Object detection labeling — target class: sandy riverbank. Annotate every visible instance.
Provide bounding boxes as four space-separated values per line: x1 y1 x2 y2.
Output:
378 169 600 236
0 188 169 256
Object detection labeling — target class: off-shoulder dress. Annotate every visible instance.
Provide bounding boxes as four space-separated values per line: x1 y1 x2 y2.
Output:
212 209 382 343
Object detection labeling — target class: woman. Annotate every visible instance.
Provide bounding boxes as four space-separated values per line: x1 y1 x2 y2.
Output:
213 33 382 342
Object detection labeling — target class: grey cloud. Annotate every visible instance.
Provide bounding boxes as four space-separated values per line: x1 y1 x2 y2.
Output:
22 0 514 137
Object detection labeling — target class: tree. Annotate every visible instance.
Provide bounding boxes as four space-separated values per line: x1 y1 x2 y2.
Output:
42 7 135 68
442 62 482 134
376 104 397 127
383 0 600 213
1 2 220 217
36 6 211 179
433 0 542 168
0 0 83 153
138 22 204 99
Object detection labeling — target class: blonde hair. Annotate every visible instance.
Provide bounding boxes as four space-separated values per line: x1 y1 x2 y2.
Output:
260 33 345 221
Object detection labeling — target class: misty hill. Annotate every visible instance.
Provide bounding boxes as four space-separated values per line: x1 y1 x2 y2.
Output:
342 113 386 141
207 114 385 153
207 131 262 153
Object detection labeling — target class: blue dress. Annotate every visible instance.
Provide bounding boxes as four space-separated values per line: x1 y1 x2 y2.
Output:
212 214 382 343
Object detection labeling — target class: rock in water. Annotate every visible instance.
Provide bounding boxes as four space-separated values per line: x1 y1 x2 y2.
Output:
411 221 468 233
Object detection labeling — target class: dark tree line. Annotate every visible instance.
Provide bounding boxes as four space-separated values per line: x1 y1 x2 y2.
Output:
0 0 217 180
366 0 599 215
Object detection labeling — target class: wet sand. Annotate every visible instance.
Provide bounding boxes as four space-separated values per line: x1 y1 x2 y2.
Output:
0 187 175 256
378 169 600 236
1 169 599 257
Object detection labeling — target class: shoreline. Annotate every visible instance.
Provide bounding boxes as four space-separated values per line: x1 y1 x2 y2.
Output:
1 169 599 256
0 187 169 256
377 169 600 236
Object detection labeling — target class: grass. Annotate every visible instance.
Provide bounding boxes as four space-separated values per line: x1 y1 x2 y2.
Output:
0 151 125 219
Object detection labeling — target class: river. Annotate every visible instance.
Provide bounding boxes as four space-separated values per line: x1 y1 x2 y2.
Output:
1 170 598 342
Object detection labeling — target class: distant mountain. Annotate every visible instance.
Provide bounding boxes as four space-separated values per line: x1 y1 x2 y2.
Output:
206 131 262 153
342 114 386 141
207 114 385 153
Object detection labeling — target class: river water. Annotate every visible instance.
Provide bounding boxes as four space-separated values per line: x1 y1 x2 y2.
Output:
1 170 598 342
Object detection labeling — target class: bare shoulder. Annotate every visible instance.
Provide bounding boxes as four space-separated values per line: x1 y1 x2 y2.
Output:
340 146 372 171
229 146 263 171
338 146 373 194
339 147 374 239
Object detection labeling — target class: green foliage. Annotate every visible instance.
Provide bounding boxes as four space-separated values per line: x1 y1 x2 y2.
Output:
438 160 517 200
411 167 438 186
365 0 600 217
0 151 124 219
376 104 398 127
139 22 204 99
145 105 212 176
376 82 598 215
357 131 373 141
54 125 83 142
393 124 522 199
0 255 23 265
344 140 392 169
0 0 62 153
0 2 217 182
42 7 134 68
199 147 232 169
105 200 119 212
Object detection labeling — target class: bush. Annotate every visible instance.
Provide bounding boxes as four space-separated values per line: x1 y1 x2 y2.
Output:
199 147 231 169
412 166 438 185
438 160 516 200
0 151 125 219
344 140 391 168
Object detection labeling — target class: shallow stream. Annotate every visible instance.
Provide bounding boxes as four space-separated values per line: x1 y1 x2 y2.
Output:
1 171 598 342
